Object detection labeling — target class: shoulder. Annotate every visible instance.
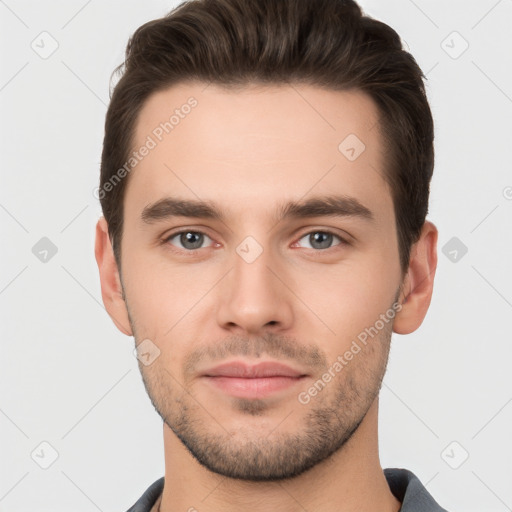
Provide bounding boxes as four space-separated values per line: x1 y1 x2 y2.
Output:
384 467 449 512
124 477 164 512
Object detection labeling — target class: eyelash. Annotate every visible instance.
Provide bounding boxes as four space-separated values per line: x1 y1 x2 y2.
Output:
292 230 350 250
161 229 350 253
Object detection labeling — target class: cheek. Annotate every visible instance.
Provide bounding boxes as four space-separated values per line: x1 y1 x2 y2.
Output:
288 257 398 347
121 247 222 339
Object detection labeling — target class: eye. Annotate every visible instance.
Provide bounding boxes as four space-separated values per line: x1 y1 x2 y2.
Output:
295 231 347 250
164 231 214 251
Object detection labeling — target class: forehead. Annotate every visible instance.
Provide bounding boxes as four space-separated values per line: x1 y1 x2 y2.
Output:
125 81 392 225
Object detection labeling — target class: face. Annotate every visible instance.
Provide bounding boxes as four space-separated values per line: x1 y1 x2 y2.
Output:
118 82 404 480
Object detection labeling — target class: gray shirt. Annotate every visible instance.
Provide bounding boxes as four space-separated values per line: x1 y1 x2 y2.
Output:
125 467 449 511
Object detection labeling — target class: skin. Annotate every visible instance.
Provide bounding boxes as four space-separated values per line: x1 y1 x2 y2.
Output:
95 82 437 512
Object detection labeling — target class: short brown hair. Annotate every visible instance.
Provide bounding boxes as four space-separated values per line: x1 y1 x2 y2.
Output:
99 0 434 275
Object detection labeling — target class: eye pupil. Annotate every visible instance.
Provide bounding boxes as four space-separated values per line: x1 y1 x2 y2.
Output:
171 231 339 251
180 231 204 249
310 232 333 249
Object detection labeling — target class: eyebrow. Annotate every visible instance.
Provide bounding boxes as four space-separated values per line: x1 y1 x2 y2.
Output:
140 195 374 225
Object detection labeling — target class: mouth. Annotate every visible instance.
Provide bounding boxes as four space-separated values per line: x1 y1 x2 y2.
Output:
201 361 309 399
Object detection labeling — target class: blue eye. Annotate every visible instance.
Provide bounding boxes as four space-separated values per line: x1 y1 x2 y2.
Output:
163 229 347 253
165 231 214 250
297 231 345 250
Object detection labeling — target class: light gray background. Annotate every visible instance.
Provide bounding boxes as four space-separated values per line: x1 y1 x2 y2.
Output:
1 1 511 511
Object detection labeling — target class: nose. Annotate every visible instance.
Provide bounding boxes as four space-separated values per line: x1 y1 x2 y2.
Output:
216 243 294 335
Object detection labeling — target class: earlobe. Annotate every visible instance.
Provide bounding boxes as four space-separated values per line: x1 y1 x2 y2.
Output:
94 217 133 336
393 221 438 335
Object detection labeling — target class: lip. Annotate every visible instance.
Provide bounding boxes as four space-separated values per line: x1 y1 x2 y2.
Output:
202 361 306 378
201 361 308 399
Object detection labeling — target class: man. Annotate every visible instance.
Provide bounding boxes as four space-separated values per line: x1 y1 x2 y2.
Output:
95 0 446 510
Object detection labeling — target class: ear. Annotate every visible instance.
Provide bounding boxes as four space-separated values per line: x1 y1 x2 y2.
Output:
94 216 133 336
393 221 438 335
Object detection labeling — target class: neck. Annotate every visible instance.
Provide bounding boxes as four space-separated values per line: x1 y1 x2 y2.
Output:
158 399 401 512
